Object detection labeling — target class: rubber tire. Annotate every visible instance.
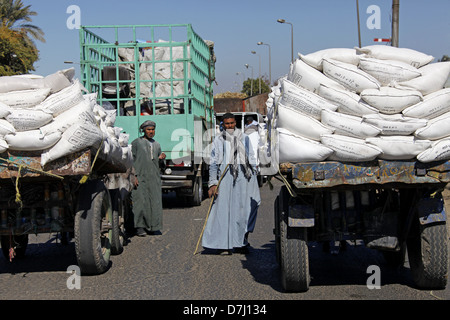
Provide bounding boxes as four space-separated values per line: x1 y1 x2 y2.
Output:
75 180 113 275
279 186 310 292
190 176 203 207
274 196 281 265
1 234 28 259
110 190 125 255
407 221 448 289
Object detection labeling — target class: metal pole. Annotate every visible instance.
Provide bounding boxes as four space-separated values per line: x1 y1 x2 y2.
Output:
290 22 294 63
245 64 253 97
251 51 261 94
391 0 399 47
356 0 362 48
277 19 294 63
257 42 271 85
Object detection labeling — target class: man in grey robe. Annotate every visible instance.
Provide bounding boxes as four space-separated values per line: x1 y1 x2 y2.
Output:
202 113 261 254
131 120 165 236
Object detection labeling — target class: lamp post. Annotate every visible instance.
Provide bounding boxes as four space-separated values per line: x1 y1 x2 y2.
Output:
257 41 271 85
277 19 294 63
245 64 253 97
251 51 261 94
236 72 245 91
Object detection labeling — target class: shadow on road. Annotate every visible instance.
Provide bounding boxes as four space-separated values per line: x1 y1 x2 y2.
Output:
242 240 418 293
0 234 77 274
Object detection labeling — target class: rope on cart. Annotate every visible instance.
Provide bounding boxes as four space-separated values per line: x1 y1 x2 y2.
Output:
79 138 104 184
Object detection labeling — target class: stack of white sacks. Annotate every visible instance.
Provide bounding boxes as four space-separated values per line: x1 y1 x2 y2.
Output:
265 45 450 164
0 68 133 168
118 40 189 114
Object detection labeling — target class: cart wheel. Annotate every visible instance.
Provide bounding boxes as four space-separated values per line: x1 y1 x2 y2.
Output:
407 221 448 289
279 186 310 292
1 234 28 259
75 180 113 275
111 192 125 255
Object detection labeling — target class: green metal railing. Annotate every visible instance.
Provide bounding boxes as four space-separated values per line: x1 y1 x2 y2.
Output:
79 24 215 149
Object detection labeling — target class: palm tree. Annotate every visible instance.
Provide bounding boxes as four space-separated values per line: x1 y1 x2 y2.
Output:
0 0 45 45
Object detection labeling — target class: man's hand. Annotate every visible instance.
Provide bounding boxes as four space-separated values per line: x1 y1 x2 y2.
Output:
159 152 166 160
208 185 218 198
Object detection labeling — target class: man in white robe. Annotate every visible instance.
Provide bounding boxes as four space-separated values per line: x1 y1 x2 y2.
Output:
202 113 261 254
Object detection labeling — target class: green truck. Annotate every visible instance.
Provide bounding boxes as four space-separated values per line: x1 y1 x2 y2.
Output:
79 24 216 205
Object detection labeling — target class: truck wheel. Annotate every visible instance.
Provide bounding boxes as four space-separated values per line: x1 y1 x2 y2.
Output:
190 176 203 206
75 180 112 275
1 234 28 259
279 187 310 292
407 221 448 289
110 189 125 255
274 197 281 265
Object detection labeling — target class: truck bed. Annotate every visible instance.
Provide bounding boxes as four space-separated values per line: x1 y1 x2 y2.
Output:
0 147 128 181
280 159 450 189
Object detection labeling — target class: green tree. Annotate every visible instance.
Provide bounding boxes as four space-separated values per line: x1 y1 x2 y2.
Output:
0 0 44 75
241 77 270 97
0 26 38 75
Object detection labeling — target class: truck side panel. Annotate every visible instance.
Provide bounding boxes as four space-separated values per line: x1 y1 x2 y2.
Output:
280 160 450 189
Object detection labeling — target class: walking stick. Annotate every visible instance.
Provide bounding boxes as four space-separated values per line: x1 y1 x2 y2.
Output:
193 164 229 255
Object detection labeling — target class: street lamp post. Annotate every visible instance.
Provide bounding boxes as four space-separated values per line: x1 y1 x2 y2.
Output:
257 41 271 86
236 72 245 91
277 19 294 63
251 51 261 94
245 64 253 96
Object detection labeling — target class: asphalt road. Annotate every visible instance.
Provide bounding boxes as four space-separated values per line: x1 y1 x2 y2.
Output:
0 179 448 306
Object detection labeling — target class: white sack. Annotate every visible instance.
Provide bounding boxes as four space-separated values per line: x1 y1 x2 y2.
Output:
322 58 381 93
321 109 381 138
41 120 104 166
0 119 15 137
0 76 44 93
355 45 434 68
321 134 382 162
6 108 53 131
105 109 117 127
395 62 450 95
362 113 427 136
0 137 7 153
0 88 50 108
318 84 378 116
360 87 423 114
277 103 334 141
5 130 61 151
358 57 421 85
402 88 450 119
0 101 11 118
35 80 85 117
118 132 130 147
40 99 96 136
365 136 431 160
280 79 337 120
299 48 360 71
287 58 345 93
417 139 450 163
278 128 334 163
43 68 74 93
414 111 450 140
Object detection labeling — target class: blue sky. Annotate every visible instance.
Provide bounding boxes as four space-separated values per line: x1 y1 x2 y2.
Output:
25 0 450 94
